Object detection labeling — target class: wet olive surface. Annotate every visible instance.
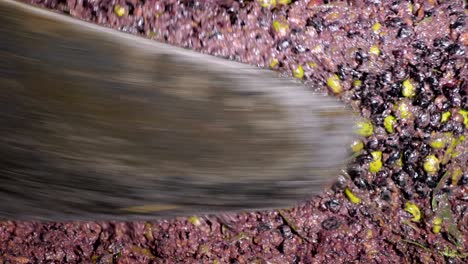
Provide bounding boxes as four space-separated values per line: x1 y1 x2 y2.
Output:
1 0 467 263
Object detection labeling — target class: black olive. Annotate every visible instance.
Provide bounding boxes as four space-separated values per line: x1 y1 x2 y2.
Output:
321 216 341 231
373 115 384 126
392 170 408 188
276 39 291 51
354 177 370 190
306 16 324 34
392 49 404 59
415 111 430 128
451 94 462 108
387 83 401 97
357 153 373 164
447 44 465 56
257 223 272 232
430 112 442 127
452 122 464 135
386 150 401 165
327 199 341 213
459 174 468 186
462 95 468 109
398 27 413 39
441 101 452 111
292 255 300 264
381 189 391 201
355 49 369 64
399 126 414 142
385 17 405 28
449 16 465 30
403 148 419 164
280 225 293 239
419 143 431 157
348 208 358 218
292 44 306 54
426 176 437 188
369 96 384 114
441 121 454 132
386 137 400 148
337 64 349 79
379 72 393 86
445 256 457 264
426 76 440 89
402 188 414 200
366 137 381 150
433 37 451 49
412 40 428 51
415 182 428 198
374 169 389 187
347 164 365 179
404 164 421 181
347 29 360 38
427 51 443 68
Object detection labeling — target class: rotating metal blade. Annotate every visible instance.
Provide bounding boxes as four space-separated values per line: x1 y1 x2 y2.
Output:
0 0 356 220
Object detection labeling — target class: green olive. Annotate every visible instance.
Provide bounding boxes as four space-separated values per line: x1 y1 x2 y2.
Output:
293 65 304 79
352 79 362 88
369 151 383 173
114 4 126 17
350 140 364 153
441 111 451 123
430 137 446 149
327 74 343 94
188 216 201 226
402 79 416 98
369 45 381 56
257 0 276 8
423 155 440 175
395 100 412 119
384 115 397 133
269 58 279 68
356 120 374 137
372 22 382 33
272 20 289 37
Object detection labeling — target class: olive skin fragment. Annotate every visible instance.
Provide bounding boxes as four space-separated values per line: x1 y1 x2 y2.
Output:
344 187 361 204
404 201 421 222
